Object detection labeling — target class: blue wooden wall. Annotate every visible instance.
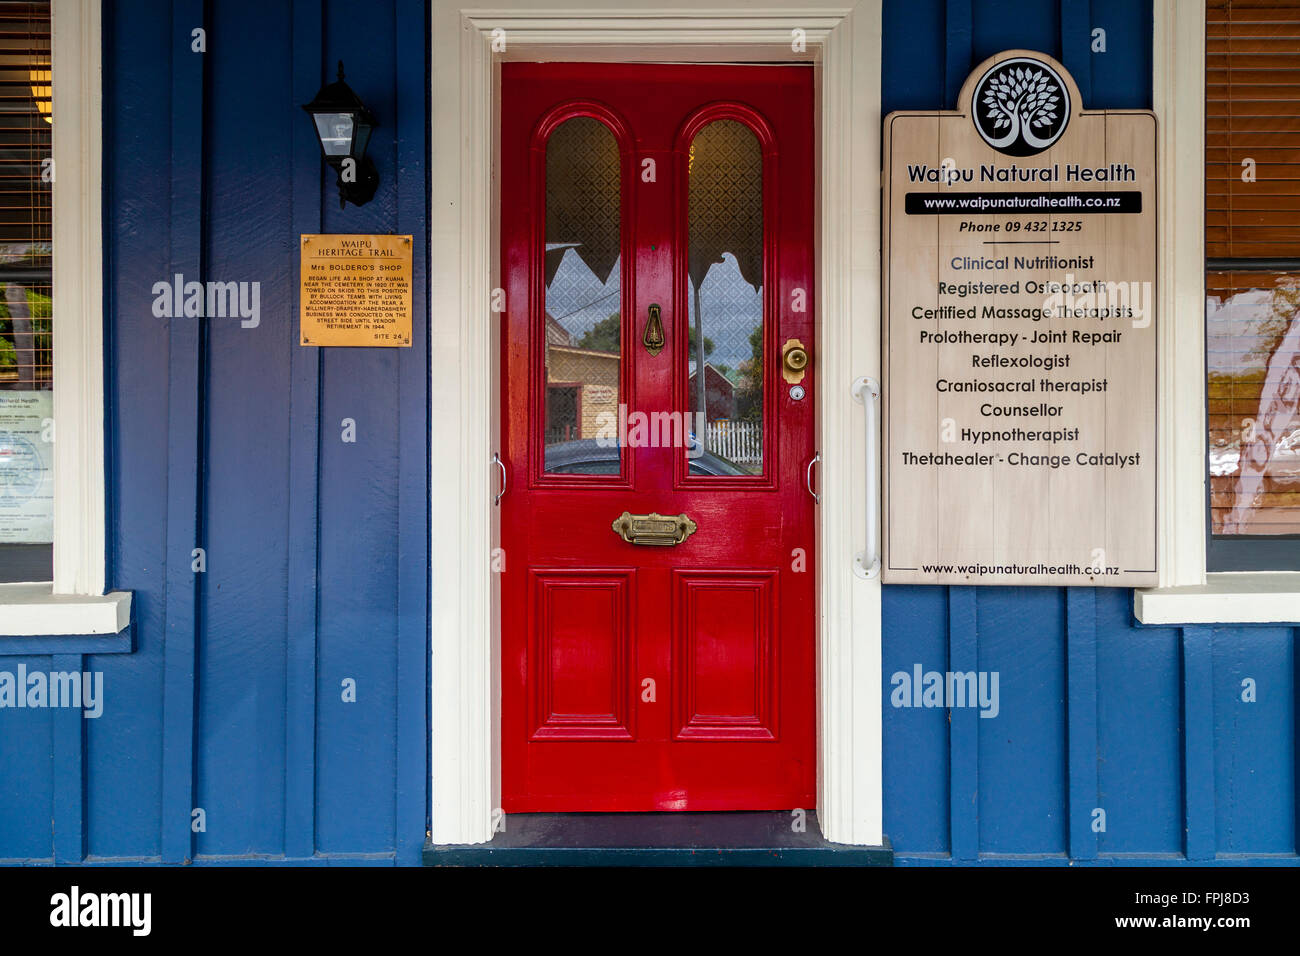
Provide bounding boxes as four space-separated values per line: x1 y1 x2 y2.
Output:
0 0 429 865
0 0 1294 867
882 0 1298 865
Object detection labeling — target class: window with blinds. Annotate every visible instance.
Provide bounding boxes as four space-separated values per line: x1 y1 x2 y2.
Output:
0 0 52 583
1206 0 1300 569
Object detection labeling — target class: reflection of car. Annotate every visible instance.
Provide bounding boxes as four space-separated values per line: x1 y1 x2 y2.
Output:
544 437 748 476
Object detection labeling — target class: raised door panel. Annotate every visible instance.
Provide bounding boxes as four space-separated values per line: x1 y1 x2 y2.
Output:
529 571 636 740
672 570 778 740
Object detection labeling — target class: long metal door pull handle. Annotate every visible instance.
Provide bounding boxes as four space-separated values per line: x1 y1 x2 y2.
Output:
493 453 506 506
851 377 881 579
806 453 821 503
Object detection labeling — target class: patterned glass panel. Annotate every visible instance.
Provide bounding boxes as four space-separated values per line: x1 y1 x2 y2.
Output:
543 117 621 475
1208 272 1300 535
685 120 763 476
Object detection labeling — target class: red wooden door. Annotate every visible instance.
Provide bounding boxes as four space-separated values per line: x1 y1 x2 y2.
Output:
501 63 815 811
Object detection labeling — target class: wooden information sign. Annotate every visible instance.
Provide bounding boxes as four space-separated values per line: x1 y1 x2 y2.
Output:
882 51 1157 586
299 234 412 347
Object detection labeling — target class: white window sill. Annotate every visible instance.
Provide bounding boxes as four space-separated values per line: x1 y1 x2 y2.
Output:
1134 573 1300 625
0 582 132 636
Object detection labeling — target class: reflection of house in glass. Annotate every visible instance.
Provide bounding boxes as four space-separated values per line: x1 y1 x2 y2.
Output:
688 362 736 420
689 362 762 467
542 116 624 459
544 312 619 445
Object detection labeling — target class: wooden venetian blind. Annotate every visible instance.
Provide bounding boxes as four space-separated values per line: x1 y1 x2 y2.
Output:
1206 0 1300 540
0 0 51 391
1207 0 1300 259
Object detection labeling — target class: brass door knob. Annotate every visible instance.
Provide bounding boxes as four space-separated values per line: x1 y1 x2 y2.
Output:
781 338 809 384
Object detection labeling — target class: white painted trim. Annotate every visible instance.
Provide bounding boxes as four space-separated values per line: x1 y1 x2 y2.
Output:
428 0 497 846
815 2 884 846
50 0 106 596
1150 0 1206 590
1136 574 1300 625
0 583 129 636
429 0 884 847
1134 0 1300 623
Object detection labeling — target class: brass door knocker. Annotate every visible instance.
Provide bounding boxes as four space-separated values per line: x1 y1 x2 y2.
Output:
642 303 665 356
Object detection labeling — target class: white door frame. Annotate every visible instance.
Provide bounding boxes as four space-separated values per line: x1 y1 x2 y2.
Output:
429 0 884 846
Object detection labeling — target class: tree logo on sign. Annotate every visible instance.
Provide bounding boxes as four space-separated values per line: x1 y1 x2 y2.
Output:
971 56 1070 157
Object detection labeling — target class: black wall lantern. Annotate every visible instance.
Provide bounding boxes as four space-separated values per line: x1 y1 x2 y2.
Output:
301 61 379 208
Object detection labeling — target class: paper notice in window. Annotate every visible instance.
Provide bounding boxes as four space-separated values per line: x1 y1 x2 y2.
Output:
0 391 53 544
299 234 413 347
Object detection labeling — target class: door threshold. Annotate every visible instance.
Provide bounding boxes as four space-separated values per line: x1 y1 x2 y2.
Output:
423 812 893 867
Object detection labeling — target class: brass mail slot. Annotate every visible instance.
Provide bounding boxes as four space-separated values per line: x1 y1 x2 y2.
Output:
611 511 698 546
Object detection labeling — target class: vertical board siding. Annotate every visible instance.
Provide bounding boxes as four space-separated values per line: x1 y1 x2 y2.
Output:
0 0 428 865
944 0 974 107
1059 0 1092 102
51 653 87 864
284 0 325 861
882 0 947 111
0 0 1293 867
970 0 1059 75
196 0 294 857
881 0 1298 865
879 0 951 861
1181 627 1216 860
1095 590 1182 855
976 587 1068 855
95 0 173 863
1089 0 1152 109
881 586 950 853
0 659 53 860
1065 588 1098 860
392 0 431 864
314 0 402 856
159 0 206 865
1211 628 1295 855
949 587 980 860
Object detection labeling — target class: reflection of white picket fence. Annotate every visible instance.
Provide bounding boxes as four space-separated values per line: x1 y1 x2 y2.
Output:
706 420 762 464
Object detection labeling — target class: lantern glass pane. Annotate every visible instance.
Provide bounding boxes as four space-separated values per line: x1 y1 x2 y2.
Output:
352 123 372 161
314 112 353 156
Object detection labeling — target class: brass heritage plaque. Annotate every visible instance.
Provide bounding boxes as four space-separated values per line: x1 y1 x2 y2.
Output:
882 51 1157 587
299 234 412 347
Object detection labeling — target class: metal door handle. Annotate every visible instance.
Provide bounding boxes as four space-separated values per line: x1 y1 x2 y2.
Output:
611 511 697 546
493 453 506 506
806 453 820 503
851 377 880 579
